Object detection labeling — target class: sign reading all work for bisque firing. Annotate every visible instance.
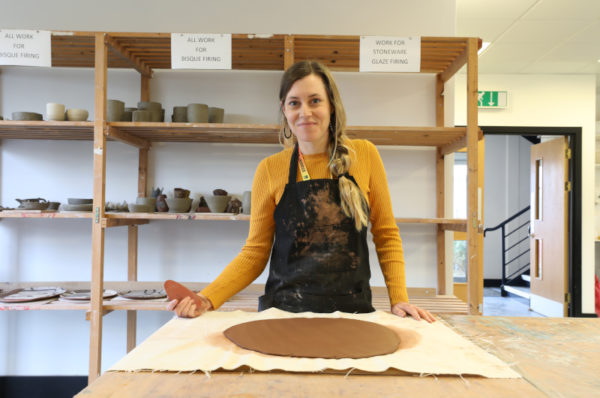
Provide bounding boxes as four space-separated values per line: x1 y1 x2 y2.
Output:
359 36 420 72
171 33 232 70
0 29 51 67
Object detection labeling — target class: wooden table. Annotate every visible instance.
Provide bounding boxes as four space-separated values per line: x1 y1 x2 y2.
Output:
76 316 600 398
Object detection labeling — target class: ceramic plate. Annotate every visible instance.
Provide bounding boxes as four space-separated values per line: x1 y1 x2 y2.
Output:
60 289 118 301
118 289 167 300
0 286 66 303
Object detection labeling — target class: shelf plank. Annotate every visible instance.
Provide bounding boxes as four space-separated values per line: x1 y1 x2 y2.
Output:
0 121 467 147
0 211 93 219
0 282 466 314
104 212 250 221
42 32 475 77
0 120 94 140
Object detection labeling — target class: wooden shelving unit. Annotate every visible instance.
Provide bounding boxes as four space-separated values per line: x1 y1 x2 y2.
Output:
0 31 482 382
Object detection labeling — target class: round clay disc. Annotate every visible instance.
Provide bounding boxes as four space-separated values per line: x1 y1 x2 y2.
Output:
223 317 400 359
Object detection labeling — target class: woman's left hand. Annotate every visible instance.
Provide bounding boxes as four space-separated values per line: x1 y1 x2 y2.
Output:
391 302 436 323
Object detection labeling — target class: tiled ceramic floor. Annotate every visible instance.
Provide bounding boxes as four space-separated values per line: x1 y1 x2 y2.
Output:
483 287 544 317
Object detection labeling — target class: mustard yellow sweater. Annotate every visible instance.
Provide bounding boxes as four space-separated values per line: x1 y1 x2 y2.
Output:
201 139 408 308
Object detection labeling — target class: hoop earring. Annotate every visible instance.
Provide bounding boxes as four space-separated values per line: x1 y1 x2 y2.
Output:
283 127 292 139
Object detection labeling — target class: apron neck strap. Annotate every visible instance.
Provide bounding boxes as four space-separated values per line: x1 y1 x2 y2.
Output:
288 144 300 185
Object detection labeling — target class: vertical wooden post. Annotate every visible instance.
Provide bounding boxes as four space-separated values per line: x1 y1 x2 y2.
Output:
466 38 481 315
284 35 295 70
435 74 446 294
138 148 149 198
127 225 138 352
89 32 108 383
141 75 150 102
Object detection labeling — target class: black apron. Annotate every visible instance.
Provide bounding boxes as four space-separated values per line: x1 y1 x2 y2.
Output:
258 144 375 313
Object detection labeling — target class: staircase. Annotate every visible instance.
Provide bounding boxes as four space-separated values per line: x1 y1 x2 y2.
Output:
484 206 531 299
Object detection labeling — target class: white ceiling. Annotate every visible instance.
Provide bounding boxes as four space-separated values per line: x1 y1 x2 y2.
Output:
456 0 600 82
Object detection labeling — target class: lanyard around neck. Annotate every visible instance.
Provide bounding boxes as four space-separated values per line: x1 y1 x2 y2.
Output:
297 149 311 181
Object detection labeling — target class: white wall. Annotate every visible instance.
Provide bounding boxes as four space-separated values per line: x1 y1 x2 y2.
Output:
455 73 597 313
0 0 456 376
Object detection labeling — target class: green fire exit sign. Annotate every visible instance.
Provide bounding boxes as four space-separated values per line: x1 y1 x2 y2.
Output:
478 91 507 108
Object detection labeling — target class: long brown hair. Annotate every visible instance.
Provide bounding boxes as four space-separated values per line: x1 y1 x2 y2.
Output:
278 60 368 230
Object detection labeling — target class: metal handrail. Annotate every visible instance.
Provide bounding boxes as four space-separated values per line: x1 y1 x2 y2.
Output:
483 206 531 296
483 206 530 236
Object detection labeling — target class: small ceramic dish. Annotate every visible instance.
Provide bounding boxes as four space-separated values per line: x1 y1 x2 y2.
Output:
61 204 93 212
68 198 93 205
59 289 118 301
127 203 152 213
118 289 167 300
12 112 43 121
0 286 66 303
65 108 89 121
166 198 192 213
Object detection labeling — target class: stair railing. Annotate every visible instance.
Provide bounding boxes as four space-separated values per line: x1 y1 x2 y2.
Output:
483 206 531 296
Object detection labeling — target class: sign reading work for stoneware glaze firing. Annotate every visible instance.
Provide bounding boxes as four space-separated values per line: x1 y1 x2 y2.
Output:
224 317 400 359
171 33 232 70
0 29 51 67
359 36 420 73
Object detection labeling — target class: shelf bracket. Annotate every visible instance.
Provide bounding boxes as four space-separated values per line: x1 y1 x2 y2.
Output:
105 35 153 78
86 309 113 320
105 125 151 149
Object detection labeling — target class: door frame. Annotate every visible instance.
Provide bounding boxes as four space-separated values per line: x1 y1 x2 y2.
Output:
480 126 583 317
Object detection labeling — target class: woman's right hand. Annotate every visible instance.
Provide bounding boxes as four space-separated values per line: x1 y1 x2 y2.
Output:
166 293 213 318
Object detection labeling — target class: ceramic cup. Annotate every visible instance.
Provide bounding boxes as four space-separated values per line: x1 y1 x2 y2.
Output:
242 191 252 215
172 106 187 122
132 110 151 122
46 103 65 121
187 103 209 123
107 99 125 122
208 107 224 123
121 111 133 121
137 101 162 122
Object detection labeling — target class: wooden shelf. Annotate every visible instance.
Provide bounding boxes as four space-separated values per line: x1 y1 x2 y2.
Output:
0 211 93 219
396 218 467 232
0 121 467 149
0 120 94 140
104 212 250 221
48 32 475 76
0 282 468 314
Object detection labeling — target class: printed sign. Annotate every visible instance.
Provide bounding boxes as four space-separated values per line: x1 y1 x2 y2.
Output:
478 91 508 108
359 36 420 72
0 29 51 67
171 33 232 70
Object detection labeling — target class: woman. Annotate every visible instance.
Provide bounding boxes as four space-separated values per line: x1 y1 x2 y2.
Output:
168 60 435 322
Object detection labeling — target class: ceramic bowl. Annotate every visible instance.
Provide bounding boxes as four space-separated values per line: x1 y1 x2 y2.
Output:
61 203 93 212
65 108 89 121
18 201 50 210
132 110 151 122
107 99 125 122
165 198 192 213
127 203 152 213
135 197 156 211
187 103 208 123
12 112 43 121
47 201 61 210
68 198 93 205
204 195 231 213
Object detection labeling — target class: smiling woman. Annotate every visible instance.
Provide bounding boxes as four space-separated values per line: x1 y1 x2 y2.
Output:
168 60 435 323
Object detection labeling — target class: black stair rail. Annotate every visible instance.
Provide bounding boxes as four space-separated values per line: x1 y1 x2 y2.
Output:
484 206 531 296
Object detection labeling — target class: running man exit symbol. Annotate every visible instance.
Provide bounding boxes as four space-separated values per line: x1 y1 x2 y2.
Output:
478 91 507 108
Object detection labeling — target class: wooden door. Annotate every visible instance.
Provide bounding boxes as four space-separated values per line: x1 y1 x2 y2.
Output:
529 137 569 317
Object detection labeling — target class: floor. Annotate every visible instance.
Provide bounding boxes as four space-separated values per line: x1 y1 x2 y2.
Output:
483 287 544 317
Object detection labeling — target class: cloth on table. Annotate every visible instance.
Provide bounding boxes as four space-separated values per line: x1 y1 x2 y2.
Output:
110 308 520 378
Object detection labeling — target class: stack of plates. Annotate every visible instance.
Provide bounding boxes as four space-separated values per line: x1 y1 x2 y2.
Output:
59 289 118 302
118 289 167 300
0 287 66 303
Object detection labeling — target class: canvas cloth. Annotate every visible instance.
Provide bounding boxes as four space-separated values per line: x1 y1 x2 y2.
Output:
110 308 520 378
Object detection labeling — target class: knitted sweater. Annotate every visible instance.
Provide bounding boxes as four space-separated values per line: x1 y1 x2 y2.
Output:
201 139 408 308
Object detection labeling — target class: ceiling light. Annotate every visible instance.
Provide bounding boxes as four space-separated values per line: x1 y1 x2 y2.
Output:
478 42 490 56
